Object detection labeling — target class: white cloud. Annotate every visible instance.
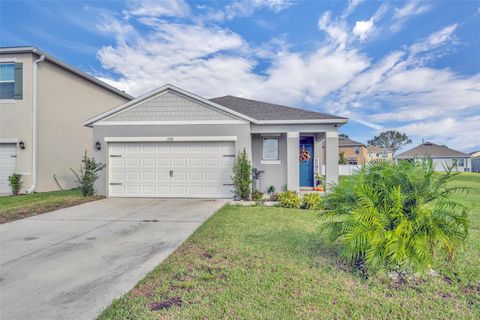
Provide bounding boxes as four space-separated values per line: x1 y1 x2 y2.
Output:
201 0 295 22
96 10 369 106
318 11 349 49
352 19 374 41
344 0 364 17
352 3 389 41
393 1 431 20
126 0 190 18
394 116 480 150
409 23 458 54
391 1 432 31
92 3 479 152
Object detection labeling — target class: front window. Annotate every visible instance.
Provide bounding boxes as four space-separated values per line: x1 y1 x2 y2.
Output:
354 146 360 154
457 158 464 167
0 63 15 99
263 137 278 160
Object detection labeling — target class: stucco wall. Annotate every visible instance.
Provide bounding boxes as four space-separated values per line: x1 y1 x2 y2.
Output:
0 53 35 191
1 52 129 193
92 124 252 196
252 132 327 193
339 145 368 164
30 56 128 192
430 157 471 172
251 133 288 192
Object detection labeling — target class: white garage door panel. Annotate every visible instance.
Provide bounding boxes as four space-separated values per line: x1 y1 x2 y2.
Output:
108 141 235 198
0 143 17 194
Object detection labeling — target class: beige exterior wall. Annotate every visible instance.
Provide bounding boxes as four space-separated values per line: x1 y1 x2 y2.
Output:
0 53 35 191
36 59 128 191
339 145 368 164
0 52 129 193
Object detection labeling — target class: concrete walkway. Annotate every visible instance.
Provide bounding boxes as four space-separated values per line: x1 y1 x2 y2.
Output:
0 198 225 320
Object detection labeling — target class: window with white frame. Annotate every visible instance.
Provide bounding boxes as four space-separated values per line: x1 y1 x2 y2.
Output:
354 146 360 154
0 63 15 99
263 137 278 160
457 158 464 167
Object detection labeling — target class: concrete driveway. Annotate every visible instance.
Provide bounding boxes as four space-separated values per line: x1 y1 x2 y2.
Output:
0 198 225 320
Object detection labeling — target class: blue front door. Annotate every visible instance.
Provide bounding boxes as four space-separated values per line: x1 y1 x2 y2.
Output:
299 137 314 187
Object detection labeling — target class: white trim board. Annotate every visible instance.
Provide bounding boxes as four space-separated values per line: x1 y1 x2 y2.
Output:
0 138 19 143
95 120 247 126
104 136 238 142
257 119 348 124
261 160 281 165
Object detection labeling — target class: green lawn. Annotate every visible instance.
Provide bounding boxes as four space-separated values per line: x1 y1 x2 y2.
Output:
0 189 102 223
100 173 480 319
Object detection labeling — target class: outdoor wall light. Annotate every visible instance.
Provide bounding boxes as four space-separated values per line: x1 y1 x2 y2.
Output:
18 140 25 149
95 141 102 151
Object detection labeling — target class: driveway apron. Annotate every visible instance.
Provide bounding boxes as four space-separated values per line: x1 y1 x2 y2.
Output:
0 198 225 320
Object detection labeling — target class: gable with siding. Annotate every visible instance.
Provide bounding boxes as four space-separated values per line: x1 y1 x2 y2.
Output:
106 90 238 122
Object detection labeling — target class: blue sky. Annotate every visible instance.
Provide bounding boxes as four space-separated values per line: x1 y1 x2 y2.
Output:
1 0 479 152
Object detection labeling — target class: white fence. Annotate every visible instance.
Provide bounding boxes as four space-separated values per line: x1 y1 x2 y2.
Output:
322 164 362 176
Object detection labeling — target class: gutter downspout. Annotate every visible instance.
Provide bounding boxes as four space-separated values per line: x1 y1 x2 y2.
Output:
26 53 45 193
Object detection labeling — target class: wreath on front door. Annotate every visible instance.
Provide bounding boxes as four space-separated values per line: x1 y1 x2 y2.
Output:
299 147 311 161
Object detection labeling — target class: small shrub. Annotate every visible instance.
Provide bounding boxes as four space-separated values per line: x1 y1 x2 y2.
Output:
269 192 280 201
232 148 252 200
71 151 106 197
267 185 276 194
251 190 264 202
302 193 323 210
8 173 22 195
278 191 301 208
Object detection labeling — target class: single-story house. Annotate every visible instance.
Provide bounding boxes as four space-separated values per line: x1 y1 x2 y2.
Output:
367 145 393 162
395 142 471 172
84 84 348 198
470 151 480 173
0 47 131 194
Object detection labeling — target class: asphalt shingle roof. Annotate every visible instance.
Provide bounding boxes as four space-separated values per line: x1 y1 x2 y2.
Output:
209 95 346 121
396 142 469 158
367 145 389 153
339 137 365 147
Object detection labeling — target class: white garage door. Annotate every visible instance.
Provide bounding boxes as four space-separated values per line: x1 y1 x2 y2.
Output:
108 141 235 198
0 143 17 194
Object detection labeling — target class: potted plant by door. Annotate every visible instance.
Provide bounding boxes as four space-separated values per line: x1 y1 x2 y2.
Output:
314 174 324 191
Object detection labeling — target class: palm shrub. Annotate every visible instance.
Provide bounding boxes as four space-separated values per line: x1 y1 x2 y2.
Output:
71 151 106 197
322 159 469 275
232 148 252 200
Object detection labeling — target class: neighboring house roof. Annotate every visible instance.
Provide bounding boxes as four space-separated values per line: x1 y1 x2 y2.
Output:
84 84 349 126
209 95 347 123
0 46 133 100
469 151 480 158
338 136 366 147
367 145 389 153
395 142 470 158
